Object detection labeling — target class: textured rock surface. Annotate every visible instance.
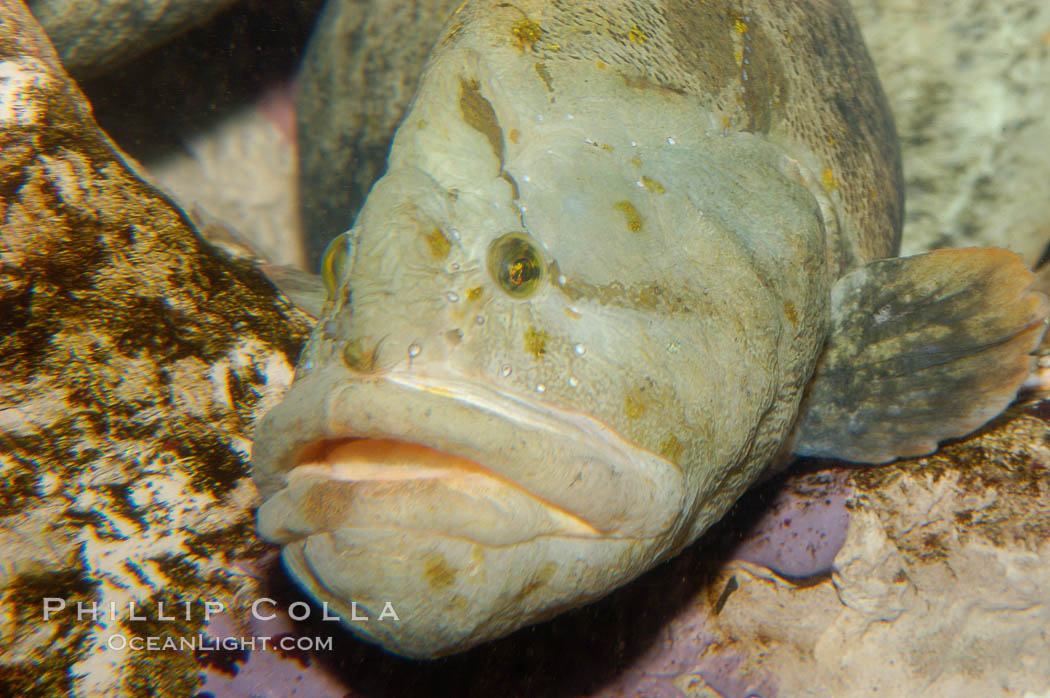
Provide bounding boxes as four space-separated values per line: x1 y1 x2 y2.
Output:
28 0 241 76
0 2 310 694
703 409 1050 697
150 81 303 269
729 471 851 579
67 0 323 269
852 0 1050 264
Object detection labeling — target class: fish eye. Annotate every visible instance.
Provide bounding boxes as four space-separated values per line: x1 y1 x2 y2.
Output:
488 233 545 298
320 232 353 298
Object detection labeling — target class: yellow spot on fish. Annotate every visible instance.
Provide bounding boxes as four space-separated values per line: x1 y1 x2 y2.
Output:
416 119 427 130
424 554 456 590
587 140 614 152
466 286 483 302
614 200 644 233
513 562 558 601
822 167 840 192
512 19 542 50
783 300 799 326
524 326 549 358
628 22 648 44
509 128 520 144
630 156 642 168
735 19 749 34
424 228 452 259
625 392 646 419
641 175 665 194
596 60 607 70
459 77 504 162
659 434 684 461
545 43 561 51
784 32 793 44
564 307 581 320
734 48 744 65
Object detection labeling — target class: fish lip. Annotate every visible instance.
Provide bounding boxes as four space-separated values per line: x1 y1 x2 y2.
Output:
268 435 609 543
251 367 687 545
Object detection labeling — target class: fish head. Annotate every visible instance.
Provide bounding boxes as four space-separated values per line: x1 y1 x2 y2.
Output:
252 24 832 658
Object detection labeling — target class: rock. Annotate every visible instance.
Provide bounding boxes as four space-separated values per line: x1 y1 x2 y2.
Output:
28 0 241 77
702 410 1050 697
150 80 304 269
852 0 1050 265
66 0 322 270
729 470 851 579
0 2 309 694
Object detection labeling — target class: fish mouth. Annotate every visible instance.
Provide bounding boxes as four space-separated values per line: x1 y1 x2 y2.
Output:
251 368 687 657
258 436 605 546
254 369 685 546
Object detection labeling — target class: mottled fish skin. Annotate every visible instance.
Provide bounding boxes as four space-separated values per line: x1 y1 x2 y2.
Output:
253 0 904 657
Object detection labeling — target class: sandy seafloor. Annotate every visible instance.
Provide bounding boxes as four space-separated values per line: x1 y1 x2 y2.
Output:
10 0 1050 696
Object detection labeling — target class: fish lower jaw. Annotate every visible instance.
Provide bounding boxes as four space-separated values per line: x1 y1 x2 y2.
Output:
255 436 674 658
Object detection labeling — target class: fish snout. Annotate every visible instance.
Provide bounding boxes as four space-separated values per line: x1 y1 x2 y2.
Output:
251 368 687 657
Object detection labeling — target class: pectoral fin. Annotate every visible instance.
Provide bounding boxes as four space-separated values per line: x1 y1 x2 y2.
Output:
260 264 326 320
795 248 1048 463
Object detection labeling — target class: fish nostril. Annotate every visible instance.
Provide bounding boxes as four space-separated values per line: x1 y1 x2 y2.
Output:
343 337 381 373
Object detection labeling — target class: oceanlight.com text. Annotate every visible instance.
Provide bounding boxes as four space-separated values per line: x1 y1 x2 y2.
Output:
106 634 334 653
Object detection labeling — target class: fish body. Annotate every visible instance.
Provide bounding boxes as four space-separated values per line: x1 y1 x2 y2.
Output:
252 0 1045 657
